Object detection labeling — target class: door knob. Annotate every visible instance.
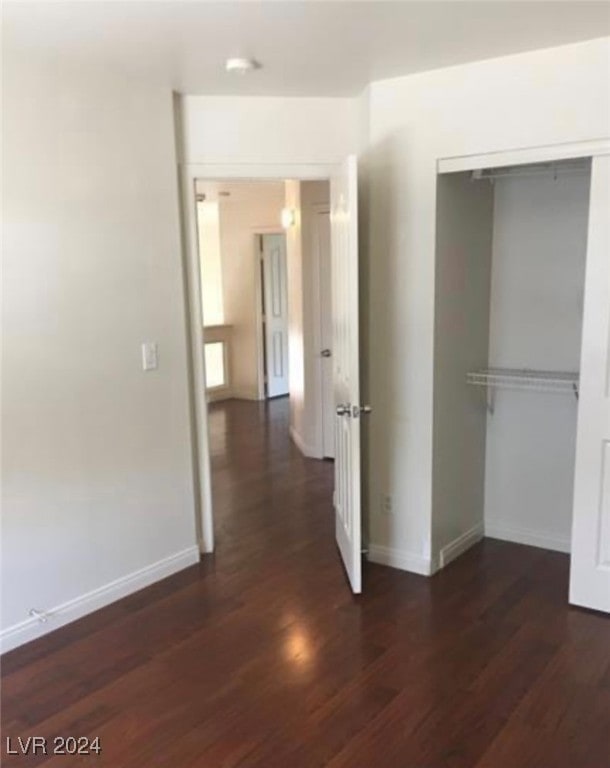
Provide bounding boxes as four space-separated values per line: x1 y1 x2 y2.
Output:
336 404 350 416
321 349 332 358
352 404 372 418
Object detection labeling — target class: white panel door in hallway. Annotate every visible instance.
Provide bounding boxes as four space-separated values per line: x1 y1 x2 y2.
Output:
332 155 365 594
261 234 289 398
570 154 610 613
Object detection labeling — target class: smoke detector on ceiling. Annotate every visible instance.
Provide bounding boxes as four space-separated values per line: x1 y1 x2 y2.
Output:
225 57 259 74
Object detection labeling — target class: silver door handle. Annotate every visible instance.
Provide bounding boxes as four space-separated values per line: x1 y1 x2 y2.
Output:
321 349 332 358
336 404 351 416
352 404 372 418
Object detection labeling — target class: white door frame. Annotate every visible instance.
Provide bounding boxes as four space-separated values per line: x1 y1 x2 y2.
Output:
179 163 337 553
437 138 610 174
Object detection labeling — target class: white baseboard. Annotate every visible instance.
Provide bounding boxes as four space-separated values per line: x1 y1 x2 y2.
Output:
485 521 570 553
0 546 200 654
207 386 233 402
367 543 435 576
439 522 485 569
290 427 323 459
231 387 263 401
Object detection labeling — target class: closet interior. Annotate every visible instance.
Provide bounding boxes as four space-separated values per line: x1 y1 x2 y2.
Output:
432 157 591 564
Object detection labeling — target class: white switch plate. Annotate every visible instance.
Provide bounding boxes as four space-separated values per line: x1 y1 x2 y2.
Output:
141 342 158 371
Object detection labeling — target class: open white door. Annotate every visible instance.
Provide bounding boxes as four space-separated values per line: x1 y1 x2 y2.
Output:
332 155 365 594
261 234 289 398
570 154 610 613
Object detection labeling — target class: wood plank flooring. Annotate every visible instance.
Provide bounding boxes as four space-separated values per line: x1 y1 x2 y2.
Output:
2 397 609 767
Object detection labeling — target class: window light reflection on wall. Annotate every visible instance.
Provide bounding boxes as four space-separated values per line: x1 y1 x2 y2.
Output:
281 207 296 229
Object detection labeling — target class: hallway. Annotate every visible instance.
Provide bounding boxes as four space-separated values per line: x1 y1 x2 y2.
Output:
2 399 610 767
207 397 334 574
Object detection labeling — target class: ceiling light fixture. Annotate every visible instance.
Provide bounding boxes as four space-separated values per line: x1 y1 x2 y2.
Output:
225 57 259 75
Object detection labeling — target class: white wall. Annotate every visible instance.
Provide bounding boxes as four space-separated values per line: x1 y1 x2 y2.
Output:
197 201 224 326
366 38 610 573
484 169 591 552
217 185 284 400
1 57 198 649
180 96 359 165
287 181 331 457
285 180 306 440
432 173 494 565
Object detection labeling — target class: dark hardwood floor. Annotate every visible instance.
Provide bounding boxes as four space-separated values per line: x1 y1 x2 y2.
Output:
2 397 609 767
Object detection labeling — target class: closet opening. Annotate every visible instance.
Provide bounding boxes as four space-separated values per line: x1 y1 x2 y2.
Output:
432 156 592 572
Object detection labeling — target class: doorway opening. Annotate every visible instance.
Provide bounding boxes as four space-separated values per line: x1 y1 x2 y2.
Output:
181 157 363 594
193 177 338 560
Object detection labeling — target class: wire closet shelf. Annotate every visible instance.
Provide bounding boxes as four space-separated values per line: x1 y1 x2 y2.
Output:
466 368 579 398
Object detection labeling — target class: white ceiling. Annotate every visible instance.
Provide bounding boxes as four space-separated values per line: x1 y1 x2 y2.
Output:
4 1 610 96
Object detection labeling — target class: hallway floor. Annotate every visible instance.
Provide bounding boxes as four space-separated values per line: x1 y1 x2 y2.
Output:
2 398 609 767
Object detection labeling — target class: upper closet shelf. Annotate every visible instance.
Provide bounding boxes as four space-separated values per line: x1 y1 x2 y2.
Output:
467 368 579 397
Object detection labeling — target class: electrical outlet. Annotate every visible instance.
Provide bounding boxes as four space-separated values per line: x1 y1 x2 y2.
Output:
380 494 393 515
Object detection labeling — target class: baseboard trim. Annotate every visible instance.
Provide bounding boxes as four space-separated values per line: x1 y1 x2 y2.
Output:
207 387 233 402
0 546 200 654
290 427 323 460
485 522 570 553
439 522 485 569
367 544 434 576
231 388 263 401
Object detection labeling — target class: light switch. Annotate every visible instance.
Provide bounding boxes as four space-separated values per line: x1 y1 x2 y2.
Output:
141 342 158 371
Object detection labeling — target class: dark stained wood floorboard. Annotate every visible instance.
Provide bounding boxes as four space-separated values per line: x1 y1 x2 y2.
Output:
2 397 609 767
